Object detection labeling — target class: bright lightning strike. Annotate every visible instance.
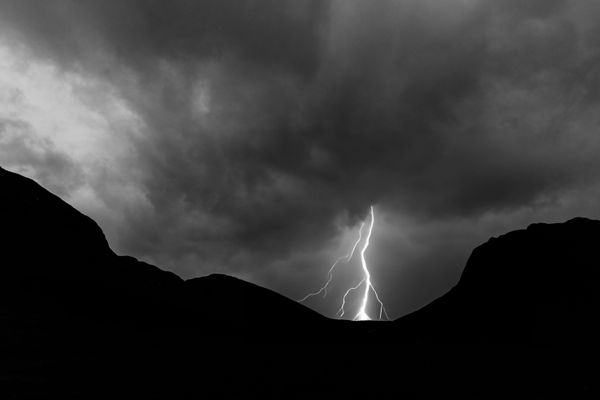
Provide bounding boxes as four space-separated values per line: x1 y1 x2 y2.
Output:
298 222 365 303
300 206 390 321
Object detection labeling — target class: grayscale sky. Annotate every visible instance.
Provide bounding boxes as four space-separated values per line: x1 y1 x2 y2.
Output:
1 0 599 319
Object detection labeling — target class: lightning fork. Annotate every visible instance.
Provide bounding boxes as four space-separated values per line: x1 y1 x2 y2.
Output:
298 222 365 303
299 206 391 321
336 278 364 319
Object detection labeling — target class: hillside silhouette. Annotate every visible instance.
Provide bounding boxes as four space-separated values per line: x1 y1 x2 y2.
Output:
1 166 598 397
0 166 337 338
383 217 600 345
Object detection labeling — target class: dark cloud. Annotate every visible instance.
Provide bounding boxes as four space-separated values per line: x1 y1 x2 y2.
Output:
0 0 327 77
2 0 600 317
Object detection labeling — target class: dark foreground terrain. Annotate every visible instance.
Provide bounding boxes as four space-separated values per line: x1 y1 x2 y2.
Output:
1 166 599 398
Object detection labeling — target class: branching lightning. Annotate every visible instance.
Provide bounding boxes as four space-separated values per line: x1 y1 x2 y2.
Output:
336 278 364 319
299 206 391 321
298 222 365 303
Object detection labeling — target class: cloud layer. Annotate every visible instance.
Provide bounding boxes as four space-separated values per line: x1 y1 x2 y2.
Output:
1 0 600 317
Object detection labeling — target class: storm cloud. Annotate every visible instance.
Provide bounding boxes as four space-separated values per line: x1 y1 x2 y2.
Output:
1 0 600 317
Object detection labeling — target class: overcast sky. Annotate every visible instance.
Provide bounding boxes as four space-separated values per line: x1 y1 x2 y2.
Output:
1 0 599 319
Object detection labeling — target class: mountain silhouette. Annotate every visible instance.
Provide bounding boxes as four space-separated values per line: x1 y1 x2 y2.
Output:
1 166 597 397
383 217 600 345
0 166 334 338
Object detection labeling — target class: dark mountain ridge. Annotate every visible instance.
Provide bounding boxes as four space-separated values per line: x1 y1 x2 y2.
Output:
2 166 599 397
386 217 600 344
3 165 600 341
0 166 332 337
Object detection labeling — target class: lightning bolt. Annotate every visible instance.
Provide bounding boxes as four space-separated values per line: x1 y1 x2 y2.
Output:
300 206 391 321
336 278 364 319
298 222 365 302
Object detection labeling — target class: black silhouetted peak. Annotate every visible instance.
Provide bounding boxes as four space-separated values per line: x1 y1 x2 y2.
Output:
0 166 329 337
0 166 113 278
388 216 600 344
183 273 326 331
3 166 598 397
3 165 600 346
460 217 600 288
